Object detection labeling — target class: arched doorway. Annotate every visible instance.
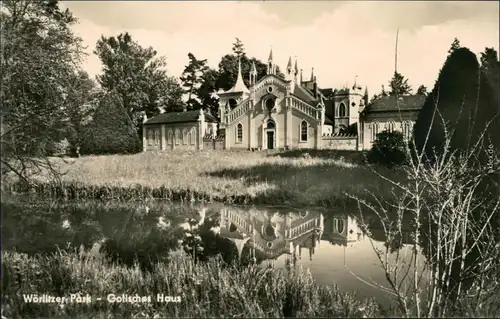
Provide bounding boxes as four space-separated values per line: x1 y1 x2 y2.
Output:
266 119 275 150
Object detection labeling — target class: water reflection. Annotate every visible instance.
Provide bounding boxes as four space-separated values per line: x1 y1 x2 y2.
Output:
215 207 420 302
219 208 324 265
2 196 421 303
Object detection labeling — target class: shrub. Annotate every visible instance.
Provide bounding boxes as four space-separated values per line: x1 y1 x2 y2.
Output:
46 138 71 156
366 130 407 168
79 91 141 155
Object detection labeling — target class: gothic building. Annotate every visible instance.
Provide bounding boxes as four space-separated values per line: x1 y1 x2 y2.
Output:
216 49 371 150
142 48 425 152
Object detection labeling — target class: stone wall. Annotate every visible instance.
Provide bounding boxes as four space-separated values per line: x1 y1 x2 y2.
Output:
202 136 226 150
321 133 358 150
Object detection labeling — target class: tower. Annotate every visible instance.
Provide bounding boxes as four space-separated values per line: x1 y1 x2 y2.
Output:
294 57 299 81
286 56 293 80
363 86 369 106
217 58 250 126
267 48 276 75
249 61 257 86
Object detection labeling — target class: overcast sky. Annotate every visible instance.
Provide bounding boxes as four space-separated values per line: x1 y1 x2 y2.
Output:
63 1 499 95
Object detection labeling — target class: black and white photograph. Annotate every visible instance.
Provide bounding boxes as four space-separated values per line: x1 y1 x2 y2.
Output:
1 0 499 317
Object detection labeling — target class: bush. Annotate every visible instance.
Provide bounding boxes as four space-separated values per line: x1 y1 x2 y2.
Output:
366 130 407 168
79 92 141 155
46 138 71 156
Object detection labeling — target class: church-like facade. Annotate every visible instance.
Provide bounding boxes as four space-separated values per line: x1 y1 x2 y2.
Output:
142 48 426 152
216 49 368 150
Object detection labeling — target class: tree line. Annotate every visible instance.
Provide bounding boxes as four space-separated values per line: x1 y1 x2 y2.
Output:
0 1 284 165
1 1 498 183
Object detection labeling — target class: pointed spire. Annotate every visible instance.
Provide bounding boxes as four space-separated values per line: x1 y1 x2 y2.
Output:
267 47 275 75
294 57 298 75
249 60 257 86
250 61 257 74
227 57 249 94
231 237 251 260
287 56 292 69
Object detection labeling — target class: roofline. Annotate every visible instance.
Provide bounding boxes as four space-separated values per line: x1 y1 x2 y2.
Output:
254 73 290 87
361 107 422 114
144 119 218 125
144 120 198 125
289 93 315 107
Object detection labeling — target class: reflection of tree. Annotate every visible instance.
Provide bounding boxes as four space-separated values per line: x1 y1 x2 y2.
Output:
182 214 249 267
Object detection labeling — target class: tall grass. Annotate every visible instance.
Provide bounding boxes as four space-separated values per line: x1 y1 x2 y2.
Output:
7 150 401 208
1 250 383 318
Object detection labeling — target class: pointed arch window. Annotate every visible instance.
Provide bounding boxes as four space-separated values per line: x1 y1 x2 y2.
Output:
339 103 347 117
167 130 173 145
182 128 188 145
300 120 308 142
236 123 243 143
189 128 196 145
334 218 346 234
369 122 379 142
154 129 160 145
386 120 396 133
175 129 181 145
147 129 153 146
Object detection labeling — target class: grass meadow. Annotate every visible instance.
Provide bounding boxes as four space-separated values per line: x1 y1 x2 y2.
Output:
9 150 403 208
2 251 383 318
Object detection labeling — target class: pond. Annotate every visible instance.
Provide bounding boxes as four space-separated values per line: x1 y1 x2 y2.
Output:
1 195 423 305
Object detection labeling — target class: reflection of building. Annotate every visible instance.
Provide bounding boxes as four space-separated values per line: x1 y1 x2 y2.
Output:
369 227 415 247
219 208 324 263
322 214 365 247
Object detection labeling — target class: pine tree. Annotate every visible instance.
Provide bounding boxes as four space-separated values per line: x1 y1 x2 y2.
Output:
416 85 428 96
180 53 209 111
388 71 412 96
448 37 461 55
480 47 500 104
414 47 499 162
232 38 245 59
80 92 141 155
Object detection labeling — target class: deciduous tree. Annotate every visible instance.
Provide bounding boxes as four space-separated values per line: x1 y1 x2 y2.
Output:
197 68 220 117
94 32 183 132
1 0 84 184
63 70 100 155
